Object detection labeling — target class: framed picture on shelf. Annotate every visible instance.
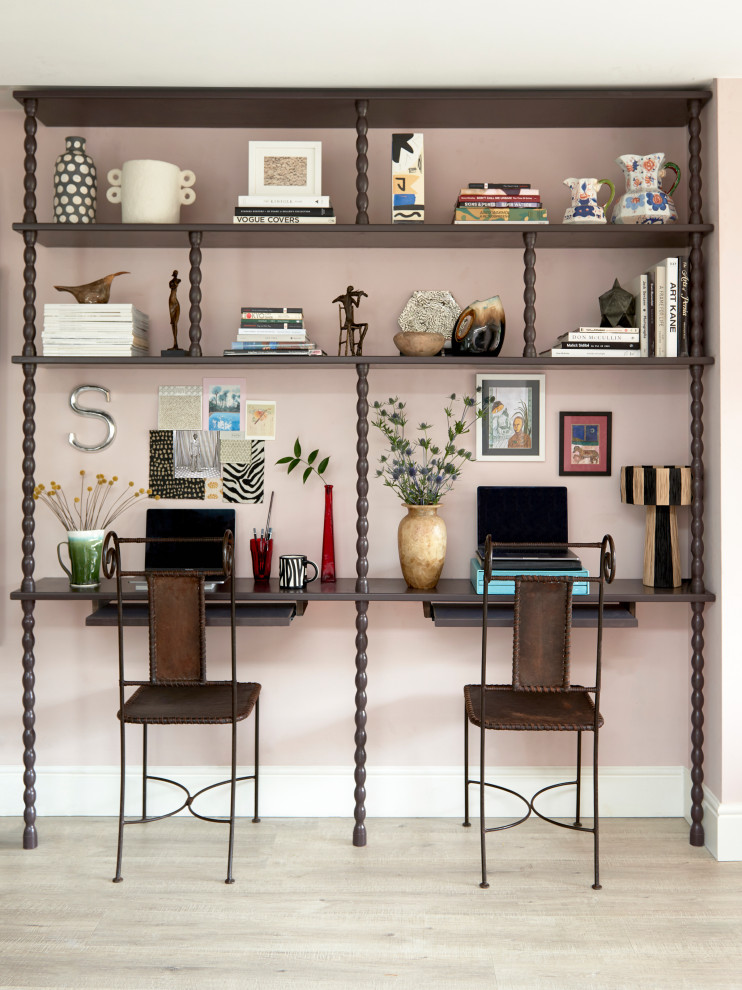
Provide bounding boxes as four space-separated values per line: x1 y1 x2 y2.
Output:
248 141 322 197
475 373 545 461
558 411 612 476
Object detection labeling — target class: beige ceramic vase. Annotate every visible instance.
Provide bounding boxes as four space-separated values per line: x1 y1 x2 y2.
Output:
397 504 447 590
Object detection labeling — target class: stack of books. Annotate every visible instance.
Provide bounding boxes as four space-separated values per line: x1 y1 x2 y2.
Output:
223 307 325 357
626 256 689 357
540 326 641 358
232 194 336 225
453 183 548 224
42 303 149 356
469 558 590 594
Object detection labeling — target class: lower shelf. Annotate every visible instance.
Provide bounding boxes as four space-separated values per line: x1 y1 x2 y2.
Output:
85 602 298 627
428 602 638 628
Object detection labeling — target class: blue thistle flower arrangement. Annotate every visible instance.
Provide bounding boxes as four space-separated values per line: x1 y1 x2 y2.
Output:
371 391 488 505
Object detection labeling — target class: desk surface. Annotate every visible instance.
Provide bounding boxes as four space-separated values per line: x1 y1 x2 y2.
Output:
11 576 715 603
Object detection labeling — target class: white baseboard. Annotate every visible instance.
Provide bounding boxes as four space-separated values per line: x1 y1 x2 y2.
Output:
0 764 686 820
683 768 742 861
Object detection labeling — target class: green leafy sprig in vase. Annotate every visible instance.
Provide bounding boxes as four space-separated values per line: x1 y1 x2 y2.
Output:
371 391 488 589
276 439 335 582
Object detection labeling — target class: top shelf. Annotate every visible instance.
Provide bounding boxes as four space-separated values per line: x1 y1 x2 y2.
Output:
13 87 713 129
13 223 713 250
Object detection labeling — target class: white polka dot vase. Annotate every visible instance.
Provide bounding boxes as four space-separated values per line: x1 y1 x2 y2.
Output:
53 136 97 224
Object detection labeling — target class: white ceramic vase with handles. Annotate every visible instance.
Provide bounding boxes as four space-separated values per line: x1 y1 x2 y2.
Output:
106 159 196 223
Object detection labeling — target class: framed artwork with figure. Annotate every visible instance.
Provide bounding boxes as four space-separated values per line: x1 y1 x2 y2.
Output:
559 411 612 476
475 373 545 461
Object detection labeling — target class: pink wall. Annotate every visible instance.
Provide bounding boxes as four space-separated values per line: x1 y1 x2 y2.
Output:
0 110 699 776
711 79 742 805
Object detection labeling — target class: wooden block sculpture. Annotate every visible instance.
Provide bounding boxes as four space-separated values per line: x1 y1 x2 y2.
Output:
391 133 424 223
620 465 692 587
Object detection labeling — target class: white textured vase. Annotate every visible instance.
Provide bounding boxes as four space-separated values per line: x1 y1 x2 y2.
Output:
106 159 196 223
397 504 447 590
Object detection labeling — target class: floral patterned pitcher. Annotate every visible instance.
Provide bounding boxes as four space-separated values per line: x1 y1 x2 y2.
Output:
563 177 615 223
612 153 680 224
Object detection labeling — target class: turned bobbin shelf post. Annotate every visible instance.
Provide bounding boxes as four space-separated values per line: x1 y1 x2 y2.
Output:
620 465 692 587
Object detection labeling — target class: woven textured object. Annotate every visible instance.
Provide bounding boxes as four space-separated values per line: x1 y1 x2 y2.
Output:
397 290 460 339
620 465 692 506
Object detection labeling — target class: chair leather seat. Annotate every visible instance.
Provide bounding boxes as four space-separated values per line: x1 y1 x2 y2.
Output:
121 682 261 725
464 684 602 731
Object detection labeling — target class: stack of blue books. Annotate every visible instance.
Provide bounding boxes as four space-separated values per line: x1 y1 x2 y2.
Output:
470 558 590 595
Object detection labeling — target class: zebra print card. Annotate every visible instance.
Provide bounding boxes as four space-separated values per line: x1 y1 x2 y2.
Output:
222 440 264 503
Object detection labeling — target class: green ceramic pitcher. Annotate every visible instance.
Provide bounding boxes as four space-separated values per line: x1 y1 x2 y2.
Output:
56 529 105 589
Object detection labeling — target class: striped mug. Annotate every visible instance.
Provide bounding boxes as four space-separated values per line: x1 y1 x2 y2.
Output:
278 554 319 589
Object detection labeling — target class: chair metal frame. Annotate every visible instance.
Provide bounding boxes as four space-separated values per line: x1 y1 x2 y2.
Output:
103 529 260 884
463 534 616 890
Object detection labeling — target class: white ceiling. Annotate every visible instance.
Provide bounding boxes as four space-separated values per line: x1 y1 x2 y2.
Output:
0 0 740 98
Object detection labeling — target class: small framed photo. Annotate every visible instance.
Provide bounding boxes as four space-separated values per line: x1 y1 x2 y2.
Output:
244 400 276 440
202 377 246 433
174 430 220 479
559 411 612 476
476 373 545 461
248 141 322 197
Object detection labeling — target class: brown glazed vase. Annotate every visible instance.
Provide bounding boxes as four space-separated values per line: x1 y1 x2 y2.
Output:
397 504 447 590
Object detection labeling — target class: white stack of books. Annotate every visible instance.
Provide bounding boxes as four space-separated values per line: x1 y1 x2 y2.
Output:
540 326 641 358
224 307 325 356
232 195 336 225
42 304 149 356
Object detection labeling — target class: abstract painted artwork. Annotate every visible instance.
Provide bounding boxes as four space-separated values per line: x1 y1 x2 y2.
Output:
392 133 424 223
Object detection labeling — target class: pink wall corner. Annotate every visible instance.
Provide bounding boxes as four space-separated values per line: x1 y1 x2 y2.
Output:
713 79 742 805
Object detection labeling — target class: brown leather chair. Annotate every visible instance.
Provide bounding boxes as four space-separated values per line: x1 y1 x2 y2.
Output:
103 529 260 884
463 534 616 890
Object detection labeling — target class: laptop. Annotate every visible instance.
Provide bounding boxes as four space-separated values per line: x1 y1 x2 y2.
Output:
476 486 582 569
130 508 236 591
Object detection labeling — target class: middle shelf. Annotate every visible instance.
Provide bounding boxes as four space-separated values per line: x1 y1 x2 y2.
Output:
11 355 715 368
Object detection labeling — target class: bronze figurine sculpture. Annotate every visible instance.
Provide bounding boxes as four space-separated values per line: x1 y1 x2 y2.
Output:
334 285 368 356
163 269 187 357
54 270 129 304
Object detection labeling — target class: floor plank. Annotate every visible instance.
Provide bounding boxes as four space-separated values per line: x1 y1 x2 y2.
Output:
0 817 740 990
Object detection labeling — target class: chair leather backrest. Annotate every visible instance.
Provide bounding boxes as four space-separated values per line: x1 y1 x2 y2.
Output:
148 573 206 682
512 577 572 690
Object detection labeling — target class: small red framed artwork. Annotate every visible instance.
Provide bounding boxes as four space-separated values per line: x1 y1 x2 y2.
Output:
558 411 612 476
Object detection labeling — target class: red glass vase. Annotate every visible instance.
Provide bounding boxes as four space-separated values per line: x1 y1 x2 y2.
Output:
321 484 336 582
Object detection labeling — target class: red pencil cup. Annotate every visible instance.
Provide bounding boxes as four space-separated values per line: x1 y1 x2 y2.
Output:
250 537 273 580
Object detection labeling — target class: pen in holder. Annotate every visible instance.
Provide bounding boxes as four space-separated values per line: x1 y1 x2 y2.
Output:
250 536 273 580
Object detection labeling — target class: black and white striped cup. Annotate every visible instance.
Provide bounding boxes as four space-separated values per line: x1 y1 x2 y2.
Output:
278 554 319 589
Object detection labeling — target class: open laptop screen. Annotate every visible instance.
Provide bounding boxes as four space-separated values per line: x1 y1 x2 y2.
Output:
144 508 236 572
477 486 568 550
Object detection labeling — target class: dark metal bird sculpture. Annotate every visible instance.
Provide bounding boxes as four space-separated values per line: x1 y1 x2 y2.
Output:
54 271 129 304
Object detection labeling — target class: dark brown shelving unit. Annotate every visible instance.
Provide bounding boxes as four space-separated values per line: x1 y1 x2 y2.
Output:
11 85 714 854
12 86 709 129
13 221 713 250
12 354 715 369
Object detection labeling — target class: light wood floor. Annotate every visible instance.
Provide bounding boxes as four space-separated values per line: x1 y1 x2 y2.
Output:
1 816 741 990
